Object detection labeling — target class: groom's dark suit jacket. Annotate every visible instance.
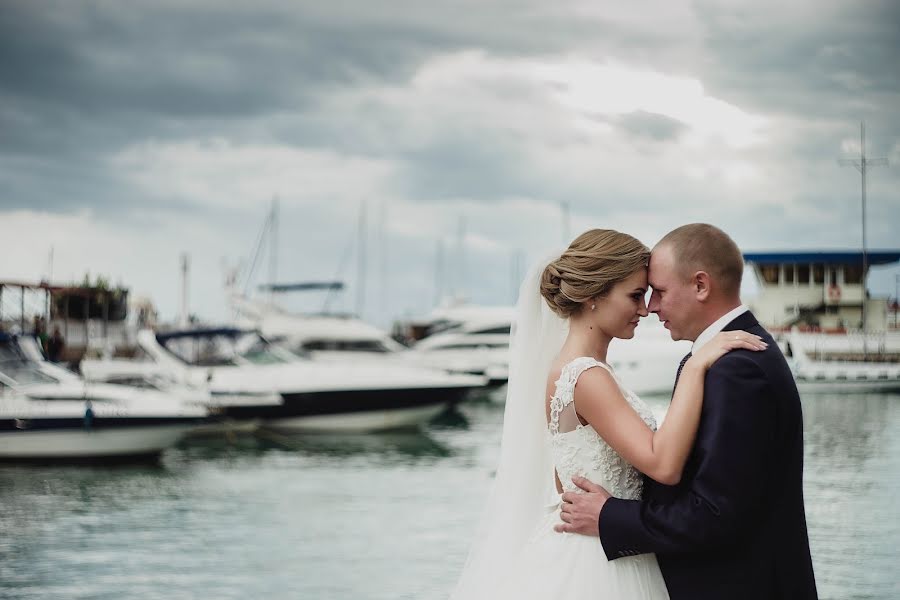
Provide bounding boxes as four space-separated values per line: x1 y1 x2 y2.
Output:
599 311 817 599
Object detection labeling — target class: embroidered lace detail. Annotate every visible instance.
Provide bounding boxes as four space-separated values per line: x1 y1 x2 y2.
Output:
548 357 657 501
548 356 601 435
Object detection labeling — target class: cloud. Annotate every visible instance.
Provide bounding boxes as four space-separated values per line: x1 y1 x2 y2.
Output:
1 0 898 324
111 138 397 212
695 0 900 115
613 111 688 142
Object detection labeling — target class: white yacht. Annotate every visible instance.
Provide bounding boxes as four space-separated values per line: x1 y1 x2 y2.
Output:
80 331 282 436
84 328 484 433
401 305 515 386
229 293 408 363
0 333 205 461
411 325 510 385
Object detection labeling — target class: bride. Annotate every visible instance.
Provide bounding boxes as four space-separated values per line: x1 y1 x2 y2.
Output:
449 229 765 600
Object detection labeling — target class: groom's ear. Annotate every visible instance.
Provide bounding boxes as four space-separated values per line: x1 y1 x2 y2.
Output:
693 271 711 301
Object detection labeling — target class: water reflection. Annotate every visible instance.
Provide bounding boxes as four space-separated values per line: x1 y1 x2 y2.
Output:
465 385 508 405
800 392 900 600
0 461 174 515
0 460 189 597
429 405 472 429
1 391 897 600
251 427 452 460
802 393 892 463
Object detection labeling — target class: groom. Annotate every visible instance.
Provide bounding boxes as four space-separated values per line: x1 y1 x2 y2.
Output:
556 224 818 599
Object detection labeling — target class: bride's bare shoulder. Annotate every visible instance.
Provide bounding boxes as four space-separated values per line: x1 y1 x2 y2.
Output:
546 355 572 387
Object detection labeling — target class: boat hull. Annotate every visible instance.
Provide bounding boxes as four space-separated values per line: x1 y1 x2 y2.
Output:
263 403 447 433
790 356 900 394
225 387 471 432
0 420 197 460
794 377 900 393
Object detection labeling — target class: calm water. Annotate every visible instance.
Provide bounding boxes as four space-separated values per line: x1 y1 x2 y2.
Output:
1 389 898 599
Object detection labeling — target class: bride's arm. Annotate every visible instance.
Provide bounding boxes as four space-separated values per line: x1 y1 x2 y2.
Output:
575 332 765 485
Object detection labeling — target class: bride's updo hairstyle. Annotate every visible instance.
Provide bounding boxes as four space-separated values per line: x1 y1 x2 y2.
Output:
540 229 649 318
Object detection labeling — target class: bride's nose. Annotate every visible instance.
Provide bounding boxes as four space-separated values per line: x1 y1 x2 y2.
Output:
637 297 649 317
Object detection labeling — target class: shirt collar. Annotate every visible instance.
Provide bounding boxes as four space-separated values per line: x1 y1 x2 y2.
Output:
692 304 749 353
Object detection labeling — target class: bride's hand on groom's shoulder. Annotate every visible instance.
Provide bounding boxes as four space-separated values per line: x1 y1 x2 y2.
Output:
690 331 768 371
554 477 610 537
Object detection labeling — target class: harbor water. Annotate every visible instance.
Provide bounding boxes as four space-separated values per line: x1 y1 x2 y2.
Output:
1 390 898 599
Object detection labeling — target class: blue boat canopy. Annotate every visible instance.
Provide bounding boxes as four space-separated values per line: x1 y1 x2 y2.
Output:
742 251 900 266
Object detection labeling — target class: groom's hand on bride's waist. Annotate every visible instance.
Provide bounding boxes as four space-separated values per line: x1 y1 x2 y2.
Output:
555 476 611 537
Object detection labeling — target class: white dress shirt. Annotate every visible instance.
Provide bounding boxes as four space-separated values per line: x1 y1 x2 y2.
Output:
692 304 750 353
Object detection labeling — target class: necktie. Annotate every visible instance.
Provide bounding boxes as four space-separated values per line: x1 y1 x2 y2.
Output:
674 352 692 390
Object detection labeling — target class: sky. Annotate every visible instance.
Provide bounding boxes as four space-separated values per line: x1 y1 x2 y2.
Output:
1 0 898 327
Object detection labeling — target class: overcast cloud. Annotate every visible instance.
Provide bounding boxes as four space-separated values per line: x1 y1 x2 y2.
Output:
1 0 898 325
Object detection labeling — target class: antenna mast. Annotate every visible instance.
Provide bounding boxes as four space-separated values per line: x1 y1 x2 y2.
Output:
838 121 888 341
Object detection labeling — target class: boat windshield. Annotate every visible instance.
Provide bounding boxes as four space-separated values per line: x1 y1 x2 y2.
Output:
426 320 464 336
300 339 395 353
234 333 295 365
161 332 294 366
0 343 59 386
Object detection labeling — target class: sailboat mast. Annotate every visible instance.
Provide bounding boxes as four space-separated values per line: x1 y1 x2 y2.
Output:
269 197 278 306
457 216 466 301
356 201 367 318
180 253 190 327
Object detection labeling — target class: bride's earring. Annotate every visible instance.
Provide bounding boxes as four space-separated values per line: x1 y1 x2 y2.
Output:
591 303 596 310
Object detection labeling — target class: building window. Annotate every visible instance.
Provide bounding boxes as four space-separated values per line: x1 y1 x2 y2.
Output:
844 265 863 284
813 264 825 284
784 264 795 284
797 265 810 284
760 265 779 284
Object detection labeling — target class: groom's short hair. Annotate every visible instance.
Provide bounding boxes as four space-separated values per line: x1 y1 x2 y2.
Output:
656 224 743 298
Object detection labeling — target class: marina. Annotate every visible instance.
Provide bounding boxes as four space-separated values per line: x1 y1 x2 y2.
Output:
1 4 898 596
4 260 896 597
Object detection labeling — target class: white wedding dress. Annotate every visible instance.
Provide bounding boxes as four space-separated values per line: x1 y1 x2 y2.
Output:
450 253 670 600
484 357 670 600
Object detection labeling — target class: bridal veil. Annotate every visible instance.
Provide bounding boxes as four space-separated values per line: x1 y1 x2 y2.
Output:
450 251 568 599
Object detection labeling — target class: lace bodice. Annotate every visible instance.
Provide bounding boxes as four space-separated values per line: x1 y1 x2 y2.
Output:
548 357 658 500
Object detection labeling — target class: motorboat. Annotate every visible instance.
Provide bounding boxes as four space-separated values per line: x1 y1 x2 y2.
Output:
410 324 510 385
0 334 205 461
84 328 485 433
229 293 408 363
228 284 507 396
231 294 505 394
80 333 281 436
402 305 514 386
